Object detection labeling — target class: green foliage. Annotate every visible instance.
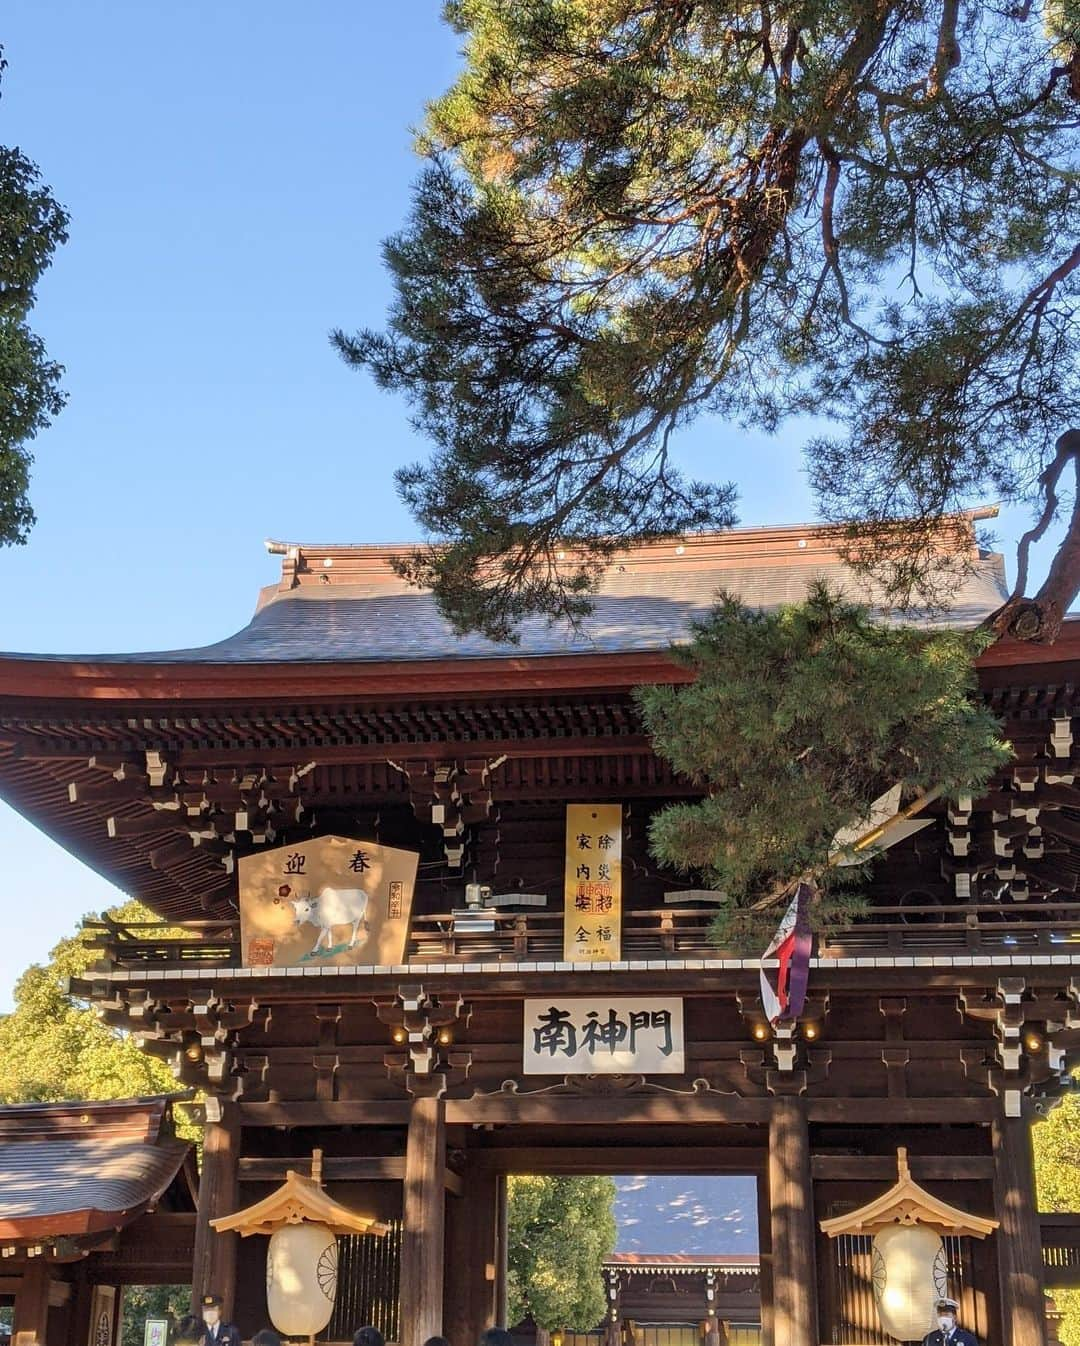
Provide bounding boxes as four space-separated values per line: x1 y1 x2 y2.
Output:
0 899 196 1137
0 48 68 547
119 1286 190 1346
340 0 1080 638
507 1175 617 1332
1035 1094 1080 1346
636 584 1009 942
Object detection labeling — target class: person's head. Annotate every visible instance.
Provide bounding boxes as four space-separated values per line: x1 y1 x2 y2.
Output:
936 1297 959 1332
479 1329 514 1346
252 1332 283 1346
199 1295 223 1329
353 1327 386 1346
174 1316 206 1346
423 1336 451 1346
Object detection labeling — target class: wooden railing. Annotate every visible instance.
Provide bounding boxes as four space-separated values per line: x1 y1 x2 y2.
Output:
1041 1215 1080 1288
81 901 1080 972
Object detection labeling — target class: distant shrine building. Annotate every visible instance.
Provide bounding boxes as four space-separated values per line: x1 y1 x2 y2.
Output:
2 522 1080 1346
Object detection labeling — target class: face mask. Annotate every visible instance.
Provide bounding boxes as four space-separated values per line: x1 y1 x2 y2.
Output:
938 1317 955 1333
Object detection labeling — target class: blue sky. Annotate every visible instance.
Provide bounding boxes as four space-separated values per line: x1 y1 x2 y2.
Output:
615 1175 757 1254
0 2 1062 1005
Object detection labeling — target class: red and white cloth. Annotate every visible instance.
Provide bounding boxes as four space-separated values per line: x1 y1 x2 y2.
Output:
759 882 813 1025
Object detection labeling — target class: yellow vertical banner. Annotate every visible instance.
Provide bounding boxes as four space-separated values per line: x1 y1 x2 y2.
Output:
564 803 623 962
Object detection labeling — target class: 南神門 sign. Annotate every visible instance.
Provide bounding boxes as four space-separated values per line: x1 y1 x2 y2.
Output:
523 997 685 1074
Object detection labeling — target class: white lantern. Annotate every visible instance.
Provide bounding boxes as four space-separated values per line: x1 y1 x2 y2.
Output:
871 1223 946 1342
265 1221 339 1337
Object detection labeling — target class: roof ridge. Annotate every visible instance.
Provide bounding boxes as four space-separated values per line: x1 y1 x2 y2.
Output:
264 509 1000 557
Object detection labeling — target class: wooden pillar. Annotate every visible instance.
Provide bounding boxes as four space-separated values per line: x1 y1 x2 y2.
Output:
400 1096 446 1346
445 1164 500 1346
755 1164 774 1346
495 1172 509 1327
191 1102 240 1318
768 1098 817 1346
70 1265 93 1346
13 1261 51 1346
604 1266 621 1346
993 1114 1048 1346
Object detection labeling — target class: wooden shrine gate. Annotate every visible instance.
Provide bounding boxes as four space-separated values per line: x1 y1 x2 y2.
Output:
2 526 1079 1346
72 954 1062 1346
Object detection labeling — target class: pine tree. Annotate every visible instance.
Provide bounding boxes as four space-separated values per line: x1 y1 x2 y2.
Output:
338 1 1080 644
637 584 1009 939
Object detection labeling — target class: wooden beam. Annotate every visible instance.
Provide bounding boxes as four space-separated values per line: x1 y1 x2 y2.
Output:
445 1096 773 1126
469 1145 766 1174
400 1097 446 1346
768 1098 817 1346
236 1096 996 1129
806 1098 998 1123
1038 812 1080 846
239 1156 406 1182
812 1155 994 1181
238 1101 412 1127
34 734 657 768
190 1105 239 1319
236 1155 462 1193
993 1114 1049 1346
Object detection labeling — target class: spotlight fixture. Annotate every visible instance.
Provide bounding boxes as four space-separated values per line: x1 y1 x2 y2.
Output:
184 1042 204 1065
391 1028 407 1045
437 1029 453 1046
752 1024 769 1042
1025 1032 1044 1053
803 1023 819 1041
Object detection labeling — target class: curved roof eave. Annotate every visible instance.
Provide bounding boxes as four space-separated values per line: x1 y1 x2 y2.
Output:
0 648 692 702
0 623 1077 704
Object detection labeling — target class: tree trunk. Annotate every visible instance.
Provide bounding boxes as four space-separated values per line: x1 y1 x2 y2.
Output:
988 429 1080 645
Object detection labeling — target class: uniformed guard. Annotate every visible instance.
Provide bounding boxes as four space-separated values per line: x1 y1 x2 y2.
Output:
922 1297 978 1346
200 1293 242 1346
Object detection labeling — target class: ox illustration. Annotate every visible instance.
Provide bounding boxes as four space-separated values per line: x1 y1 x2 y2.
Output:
290 886 370 953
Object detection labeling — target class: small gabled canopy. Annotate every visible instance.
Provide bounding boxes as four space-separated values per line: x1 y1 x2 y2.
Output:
819 1148 999 1239
211 1150 388 1238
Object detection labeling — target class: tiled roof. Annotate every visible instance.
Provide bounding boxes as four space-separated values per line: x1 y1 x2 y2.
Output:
0 523 1008 665
0 1097 189 1240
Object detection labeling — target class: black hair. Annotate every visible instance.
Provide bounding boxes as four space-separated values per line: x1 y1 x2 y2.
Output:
353 1327 387 1346
479 1330 515 1346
